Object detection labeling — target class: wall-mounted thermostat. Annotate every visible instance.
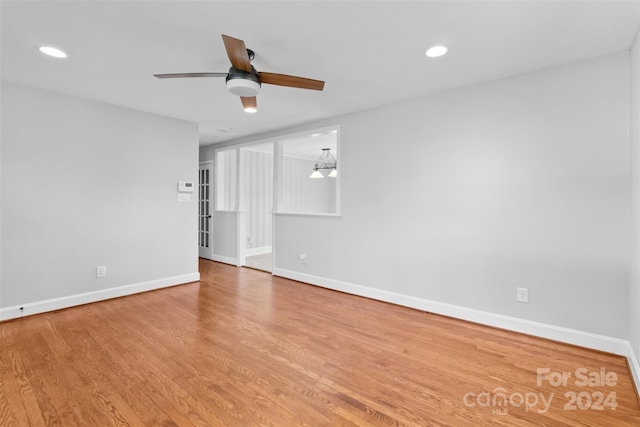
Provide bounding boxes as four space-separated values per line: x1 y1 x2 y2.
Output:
178 181 194 192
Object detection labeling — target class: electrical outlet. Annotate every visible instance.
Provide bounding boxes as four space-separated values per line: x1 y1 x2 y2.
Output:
298 254 307 265
96 266 107 278
517 287 529 303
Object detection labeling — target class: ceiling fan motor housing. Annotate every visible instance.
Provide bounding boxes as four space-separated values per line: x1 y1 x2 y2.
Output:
226 66 261 97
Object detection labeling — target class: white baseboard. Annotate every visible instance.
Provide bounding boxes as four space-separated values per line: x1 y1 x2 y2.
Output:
210 254 239 266
628 344 640 395
274 267 637 380
246 246 272 257
0 272 200 322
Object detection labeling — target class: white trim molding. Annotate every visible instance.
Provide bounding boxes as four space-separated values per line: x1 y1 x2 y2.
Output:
273 267 639 390
0 272 200 322
628 344 640 396
210 254 239 267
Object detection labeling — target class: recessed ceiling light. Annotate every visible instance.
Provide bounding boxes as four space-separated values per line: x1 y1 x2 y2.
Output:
39 46 68 58
425 45 448 58
244 107 257 114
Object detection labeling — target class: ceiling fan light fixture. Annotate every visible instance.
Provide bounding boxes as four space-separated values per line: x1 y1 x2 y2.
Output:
226 78 261 97
39 46 67 58
425 45 448 58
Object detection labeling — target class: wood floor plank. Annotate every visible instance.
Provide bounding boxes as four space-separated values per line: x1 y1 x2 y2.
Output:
0 259 639 426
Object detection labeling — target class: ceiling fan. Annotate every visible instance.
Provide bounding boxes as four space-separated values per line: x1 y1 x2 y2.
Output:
154 34 325 113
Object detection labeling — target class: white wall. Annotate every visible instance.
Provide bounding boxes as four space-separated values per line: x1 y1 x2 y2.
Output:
629 29 640 374
206 52 630 343
0 82 199 316
210 210 239 264
290 53 630 338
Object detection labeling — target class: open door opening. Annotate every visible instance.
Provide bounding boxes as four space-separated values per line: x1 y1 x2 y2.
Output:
241 143 274 272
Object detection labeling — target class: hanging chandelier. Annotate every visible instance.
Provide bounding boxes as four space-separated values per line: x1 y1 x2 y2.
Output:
309 148 337 178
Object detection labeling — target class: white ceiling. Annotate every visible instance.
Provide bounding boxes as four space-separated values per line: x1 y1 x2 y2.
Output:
2 1 639 146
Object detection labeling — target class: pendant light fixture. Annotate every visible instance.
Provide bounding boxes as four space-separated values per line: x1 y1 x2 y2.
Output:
309 148 337 178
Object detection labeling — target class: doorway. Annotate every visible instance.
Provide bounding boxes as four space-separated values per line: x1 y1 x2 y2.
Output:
241 143 274 272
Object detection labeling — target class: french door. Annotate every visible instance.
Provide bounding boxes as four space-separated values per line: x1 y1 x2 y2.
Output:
198 161 213 259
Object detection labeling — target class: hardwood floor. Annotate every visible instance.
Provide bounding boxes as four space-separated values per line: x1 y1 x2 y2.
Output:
1 259 639 426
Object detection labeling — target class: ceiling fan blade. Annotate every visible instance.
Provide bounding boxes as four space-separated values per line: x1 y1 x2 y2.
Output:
222 34 252 73
258 72 325 91
241 96 257 111
154 73 227 79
